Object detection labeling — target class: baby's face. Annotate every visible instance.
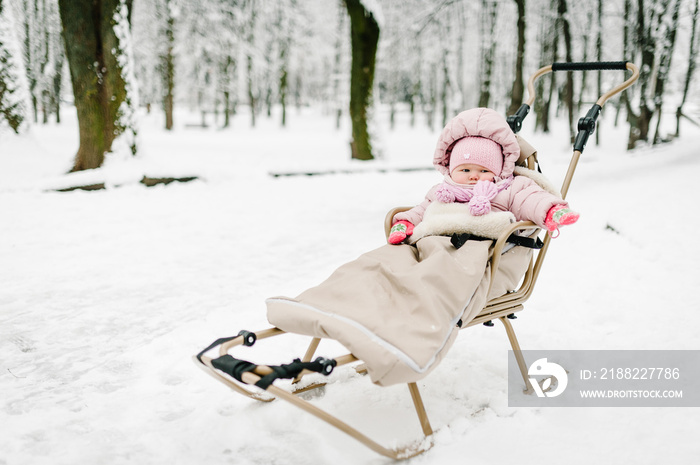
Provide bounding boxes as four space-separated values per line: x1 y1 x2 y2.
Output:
450 163 496 185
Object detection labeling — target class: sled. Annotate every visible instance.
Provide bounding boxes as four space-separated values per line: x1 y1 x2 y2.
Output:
194 61 639 459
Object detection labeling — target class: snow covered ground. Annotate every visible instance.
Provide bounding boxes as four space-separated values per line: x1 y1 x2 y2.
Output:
1 105 699 465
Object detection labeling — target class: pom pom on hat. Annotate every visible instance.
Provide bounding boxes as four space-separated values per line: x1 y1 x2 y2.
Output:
448 136 504 177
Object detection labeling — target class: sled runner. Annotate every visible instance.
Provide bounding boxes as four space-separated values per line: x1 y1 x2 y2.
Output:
194 62 639 459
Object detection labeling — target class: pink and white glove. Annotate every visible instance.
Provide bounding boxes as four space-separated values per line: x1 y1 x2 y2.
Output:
388 220 414 245
545 204 579 236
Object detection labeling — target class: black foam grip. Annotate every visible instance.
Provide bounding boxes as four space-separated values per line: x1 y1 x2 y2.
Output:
552 61 628 71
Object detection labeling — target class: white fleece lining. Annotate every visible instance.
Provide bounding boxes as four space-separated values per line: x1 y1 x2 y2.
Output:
266 297 468 374
409 203 516 243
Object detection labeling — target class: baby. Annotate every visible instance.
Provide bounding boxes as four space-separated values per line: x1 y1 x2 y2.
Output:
389 108 579 245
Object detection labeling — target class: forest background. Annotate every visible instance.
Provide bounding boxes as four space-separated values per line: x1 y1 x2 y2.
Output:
1 0 699 174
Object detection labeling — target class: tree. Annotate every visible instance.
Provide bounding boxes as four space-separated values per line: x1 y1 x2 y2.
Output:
652 0 681 143
159 0 175 130
217 0 239 129
331 0 347 129
246 0 257 127
17 0 65 125
535 2 557 132
508 0 526 116
557 0 574 141
57 0 137 171
276 1 291 127
676 0 699 136
0 0 28 133
625 0 673 149
595 0 602 144
478 0 498 108
344 0 380 161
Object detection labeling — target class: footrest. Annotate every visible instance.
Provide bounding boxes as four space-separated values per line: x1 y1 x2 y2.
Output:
210 354 337 390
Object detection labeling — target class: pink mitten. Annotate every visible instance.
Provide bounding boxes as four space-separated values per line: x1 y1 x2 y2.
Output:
545 204 580 234
468 180 499 216
388 220 414 245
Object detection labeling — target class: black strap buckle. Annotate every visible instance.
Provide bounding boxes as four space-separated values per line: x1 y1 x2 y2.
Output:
451 233 543 250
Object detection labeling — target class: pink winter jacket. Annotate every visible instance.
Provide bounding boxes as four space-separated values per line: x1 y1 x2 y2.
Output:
393 108 566 229
393 176 565 229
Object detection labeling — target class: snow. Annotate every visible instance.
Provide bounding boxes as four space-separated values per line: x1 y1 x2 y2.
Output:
359 0 385 27
1 105 699 464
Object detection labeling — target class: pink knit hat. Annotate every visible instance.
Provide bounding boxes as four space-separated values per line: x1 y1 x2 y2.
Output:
448 136 504 177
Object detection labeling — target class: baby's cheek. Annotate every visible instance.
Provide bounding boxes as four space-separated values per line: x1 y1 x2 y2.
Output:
452 173 469 184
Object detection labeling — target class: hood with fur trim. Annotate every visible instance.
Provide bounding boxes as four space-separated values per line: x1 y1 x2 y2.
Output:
433 108 520 180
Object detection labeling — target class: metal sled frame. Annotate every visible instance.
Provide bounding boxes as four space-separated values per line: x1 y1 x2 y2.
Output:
194 62 639 460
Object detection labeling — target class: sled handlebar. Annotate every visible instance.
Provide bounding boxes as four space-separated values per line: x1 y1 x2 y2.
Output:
507 61 639 136
524 61 639 110
551 61 629 72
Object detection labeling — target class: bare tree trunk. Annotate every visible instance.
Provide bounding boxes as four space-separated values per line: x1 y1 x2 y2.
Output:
410 41 422 128
439 16 452 128
263 35 273 118
508 0 526 116
333 0 344 130
279 45 288 128
676 0 699 137
344 0 379 161
23 0 37 124
247 0 257 128
627 0 669 149
426 64 437 131
595 0 602 144
557 0 575 142
40 0 49 124
0 0 26 132
58 0 136 171
221 55 234 128
618 0 633 128
456 1 466 110
277 0 291 127
536 0 557 132
162 0 174 130
478 0 498 108
652 0 681 144
386 6 398 129
577 10 594 114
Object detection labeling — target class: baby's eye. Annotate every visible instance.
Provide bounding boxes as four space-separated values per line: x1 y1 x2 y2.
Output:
461 169 470 172
481 170 490 173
